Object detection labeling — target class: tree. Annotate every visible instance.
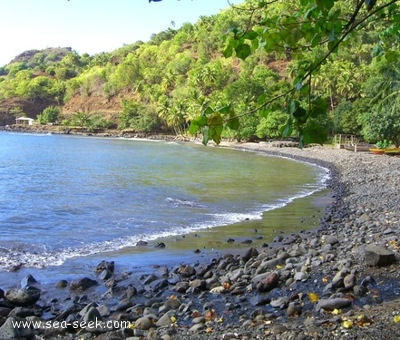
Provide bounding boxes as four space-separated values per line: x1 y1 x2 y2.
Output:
188 0 400 145
37 106 60 124
360 51 400 146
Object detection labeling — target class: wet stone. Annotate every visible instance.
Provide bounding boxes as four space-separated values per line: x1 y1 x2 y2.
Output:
316 298 352 311
4 287 41 306
70 277 98 291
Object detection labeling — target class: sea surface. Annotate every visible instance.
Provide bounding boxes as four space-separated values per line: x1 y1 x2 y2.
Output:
0 132 329 286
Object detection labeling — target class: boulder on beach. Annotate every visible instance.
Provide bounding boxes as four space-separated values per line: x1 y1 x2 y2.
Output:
364 245 396 267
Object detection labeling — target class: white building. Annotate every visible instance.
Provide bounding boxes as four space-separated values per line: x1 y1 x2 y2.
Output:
15 117 34 125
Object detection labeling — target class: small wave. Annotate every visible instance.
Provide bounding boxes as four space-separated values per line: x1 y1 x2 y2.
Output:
166 197 201 208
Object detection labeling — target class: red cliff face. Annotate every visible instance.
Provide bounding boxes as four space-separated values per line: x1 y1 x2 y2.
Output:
0 97 57 125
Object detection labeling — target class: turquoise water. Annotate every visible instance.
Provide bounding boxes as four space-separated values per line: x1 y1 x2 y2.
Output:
0 132 328 281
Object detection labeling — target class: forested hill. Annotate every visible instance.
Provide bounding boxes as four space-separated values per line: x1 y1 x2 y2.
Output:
0 0 399 145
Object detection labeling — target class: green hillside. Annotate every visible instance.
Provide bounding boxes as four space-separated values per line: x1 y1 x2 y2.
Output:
0 0 399 145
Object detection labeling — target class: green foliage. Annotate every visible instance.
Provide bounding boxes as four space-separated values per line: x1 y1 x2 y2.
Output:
256 111 288 139
119 98 162 132
360 50 400 146
332 100 363 134
376 140 391 149
189 104 239 145
0 0 399 145
37 106 60 124
87 113 116 130
220 0 400 145
361 109 400 147
68 112 91 127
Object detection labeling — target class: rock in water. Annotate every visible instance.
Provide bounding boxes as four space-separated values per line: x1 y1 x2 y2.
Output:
5 287 41 306
20 274 39 288
70 277 98 291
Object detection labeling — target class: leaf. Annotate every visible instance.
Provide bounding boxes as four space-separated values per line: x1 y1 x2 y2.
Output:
281 118 293 137
257 93 267 106
309 97 328 117
235 43 251 60
365 0 377 11
288 100 299 115
202 106 214 116
258 108 269 118
294 77 303 91
210 125 223 144
293 106 307 124
307 292 319 303
223 36 239 59
342 319 353 329
227 115 240 130
315 0 335 12
207 113 223 144
243 30 258 40
202 126 210 145
188 116 207 135
216 105 232 115
208 113 223 127
355 314 371 327
223 45 234 58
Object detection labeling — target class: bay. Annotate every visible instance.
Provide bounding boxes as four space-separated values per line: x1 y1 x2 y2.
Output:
0 132 328 286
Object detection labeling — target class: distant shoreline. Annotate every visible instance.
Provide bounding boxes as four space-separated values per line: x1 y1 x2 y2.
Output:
2 123 184 141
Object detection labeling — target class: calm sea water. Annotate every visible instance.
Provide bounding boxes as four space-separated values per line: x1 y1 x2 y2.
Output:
0 132 328 279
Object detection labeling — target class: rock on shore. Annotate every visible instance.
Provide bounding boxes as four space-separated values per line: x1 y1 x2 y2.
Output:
1 143 400 339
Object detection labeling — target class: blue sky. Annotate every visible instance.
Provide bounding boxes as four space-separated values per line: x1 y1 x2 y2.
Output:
0 0 243 66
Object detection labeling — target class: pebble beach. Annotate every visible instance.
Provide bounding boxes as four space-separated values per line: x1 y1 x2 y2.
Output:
1 141 400 339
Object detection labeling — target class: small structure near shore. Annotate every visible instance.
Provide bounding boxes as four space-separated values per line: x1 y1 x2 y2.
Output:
15 117 34 126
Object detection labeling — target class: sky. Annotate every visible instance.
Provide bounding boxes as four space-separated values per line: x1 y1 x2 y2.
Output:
0 0 243 67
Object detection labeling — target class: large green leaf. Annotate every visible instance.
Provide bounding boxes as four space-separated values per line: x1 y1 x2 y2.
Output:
202 126 210 145
315 0 335 12
208 113 223 127
293 106 307 124
309 97 328 118
210 124 223 144
188 115 207 135
227 114 240 130
235 43 251 60
281 117 293 137
243 30 258 40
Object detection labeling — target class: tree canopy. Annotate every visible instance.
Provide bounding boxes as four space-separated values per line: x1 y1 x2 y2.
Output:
0 0 399 146
189 0 400 145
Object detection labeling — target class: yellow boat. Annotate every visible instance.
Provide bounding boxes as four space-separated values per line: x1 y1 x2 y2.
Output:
369 148 385 155
384 148 400 156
